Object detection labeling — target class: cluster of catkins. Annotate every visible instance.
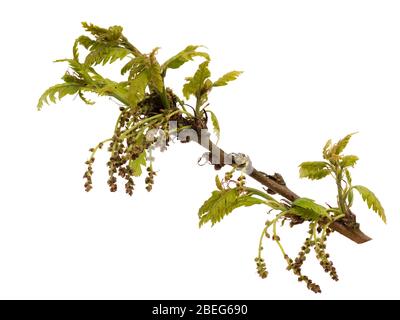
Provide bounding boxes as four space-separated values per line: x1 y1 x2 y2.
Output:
82 92 182 196
284 226 322 294
145 166 156 192
314 228 338 281
256 222 337 294
255 257 268 279
290 223 337 293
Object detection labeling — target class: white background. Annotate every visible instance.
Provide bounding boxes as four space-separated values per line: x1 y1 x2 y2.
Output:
0 0 399 299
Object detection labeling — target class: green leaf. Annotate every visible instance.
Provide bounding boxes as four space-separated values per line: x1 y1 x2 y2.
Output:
127 71 148 106
97 79 128 97
82 22 123 42
121 56 146 76
198 189 263 227
161 45 209 72
182 79 192 99
264 200 286 211
55 59 94 81
215 175 223 191
182 61 211 99
121 58 136 75
81 22 108 37
347 189 354 207
213 71 243 87
147 48 164 93
299 161 330 180
106 25 124 41
234 196 265 209
76 35 95 49
129 150 147 177
198 189 236 227
353 185 386 223
78 90 95 105
345 168 352 185
322 139 333 160
85 46 131 66
340 155 359 168
291 198 328 219
332 132 357 156
37 83 81 110
207 110 220 141
73 35 96 61
287 206 321 221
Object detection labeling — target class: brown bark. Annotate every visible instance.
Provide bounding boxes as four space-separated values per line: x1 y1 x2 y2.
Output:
195 138 371 244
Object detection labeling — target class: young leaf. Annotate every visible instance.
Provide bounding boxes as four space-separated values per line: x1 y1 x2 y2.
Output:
97 79 128 98
129 150 147 177
182 61 211 99
81 22 108 37
344 168 352 185
332 133 357 156
37 83 81 110
73 35 99 61
76 35 95 49
353 185 386 223
121 56 146 76
161 45 209 72
340 155 359 168
287 206 321 221
147 48 164 93
207 110 221 141
85 46 131 66
264 200 286 211
322 139 333 160
121 58 135 75
215 175 223 191
81 22 124 43
347 189 354 207
127 71 148 106
213 71 243 87
198 189 263 227
54 59 95 83
78 90 95 105
105 25 124 41
299 162 330 180
292 198 328 218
